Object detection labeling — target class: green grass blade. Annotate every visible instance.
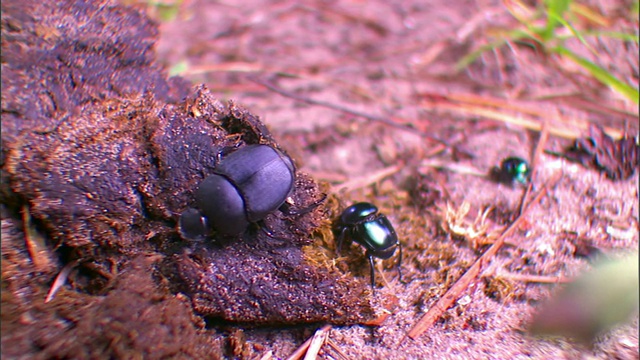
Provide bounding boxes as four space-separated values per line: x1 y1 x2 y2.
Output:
545 0 571 18
542 0 571 41
595 31 639 43
555 46 639 104
455 30 531 71
555 30 639 43
548 12 597 54
169 60 189 77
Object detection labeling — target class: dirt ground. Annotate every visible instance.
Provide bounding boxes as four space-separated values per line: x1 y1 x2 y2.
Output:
151 0 639 359
2 0 639 359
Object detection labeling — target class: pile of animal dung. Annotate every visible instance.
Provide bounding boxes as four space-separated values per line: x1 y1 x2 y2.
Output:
1 1 375 358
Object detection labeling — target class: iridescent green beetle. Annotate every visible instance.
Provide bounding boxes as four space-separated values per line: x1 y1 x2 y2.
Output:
334 202 402 290
499 157 530 185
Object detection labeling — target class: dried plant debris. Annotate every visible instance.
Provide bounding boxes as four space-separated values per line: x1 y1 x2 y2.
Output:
563 125 639 181
439 201 502 249
1 1 376 358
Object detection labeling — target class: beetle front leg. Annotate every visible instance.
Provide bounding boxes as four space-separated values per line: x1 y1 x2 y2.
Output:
254 220 290 246
396 243 404 284
214 143 243 165
367 253 376 290
335 227 349 254
179 208 209 241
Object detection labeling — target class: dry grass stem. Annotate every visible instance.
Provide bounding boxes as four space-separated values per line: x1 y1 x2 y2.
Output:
430 102 580 139
326 339 350 360
287 325 332 360
439 202 502 248
420 92 628 139
518 118 550 214
490 271 573 284
45 260 78 303
303 326 330 360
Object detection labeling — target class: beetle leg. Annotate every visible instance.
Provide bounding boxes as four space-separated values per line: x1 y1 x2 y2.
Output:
396 242 404 284
216 143 243 163
367 253 376 291
255 220 291 245
179 208 209 241
336 227 349 254
257 219 276 238
279 193 327 216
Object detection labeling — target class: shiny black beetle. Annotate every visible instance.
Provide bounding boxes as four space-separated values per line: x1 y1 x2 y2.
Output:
179 144 320 239
334 202 402 289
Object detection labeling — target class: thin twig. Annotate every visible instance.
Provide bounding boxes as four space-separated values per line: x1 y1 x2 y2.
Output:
519 117 550 215
446 93 558 119
287 325 332 360
558 96 639 121
405 174 559 341
488 270 573 284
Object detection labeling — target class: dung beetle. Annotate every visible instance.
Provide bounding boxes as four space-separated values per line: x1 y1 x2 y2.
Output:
493 156 530 186
334 202 402 289
179 144 322 239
